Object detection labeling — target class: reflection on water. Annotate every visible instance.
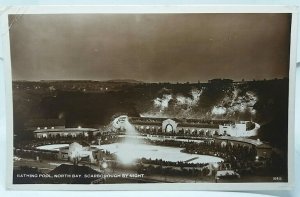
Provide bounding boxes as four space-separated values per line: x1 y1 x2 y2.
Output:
96 142 223 164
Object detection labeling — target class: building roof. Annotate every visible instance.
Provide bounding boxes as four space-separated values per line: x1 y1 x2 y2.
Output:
129 116 233 128
133 121 162 126
177 123 219 128
33 128 98 133
130 116 233 123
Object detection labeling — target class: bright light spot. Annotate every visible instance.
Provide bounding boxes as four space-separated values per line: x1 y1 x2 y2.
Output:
212 106 226 115
111 115 145 165
211 88 258 117
212 163 219 169
153 94 172 110
251 109 256 115
101 162 108 169
115 143 138 165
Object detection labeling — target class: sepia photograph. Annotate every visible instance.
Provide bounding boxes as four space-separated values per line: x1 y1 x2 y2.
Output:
3 6 297 190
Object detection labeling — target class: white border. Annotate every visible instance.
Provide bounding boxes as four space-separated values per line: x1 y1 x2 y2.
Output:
1 5 298 191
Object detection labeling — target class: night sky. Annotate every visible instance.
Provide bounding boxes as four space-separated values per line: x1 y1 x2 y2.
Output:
9 13 291 82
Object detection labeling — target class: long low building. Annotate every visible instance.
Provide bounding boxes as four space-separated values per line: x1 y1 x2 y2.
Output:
128 117 258 137
33 127 98 139
32 117 259 139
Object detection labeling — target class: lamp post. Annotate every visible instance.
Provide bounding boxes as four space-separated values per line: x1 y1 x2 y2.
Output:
101 160 108 183
212 163 220 183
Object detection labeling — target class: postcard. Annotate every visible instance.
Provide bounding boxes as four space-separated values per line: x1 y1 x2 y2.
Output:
2 5 298 190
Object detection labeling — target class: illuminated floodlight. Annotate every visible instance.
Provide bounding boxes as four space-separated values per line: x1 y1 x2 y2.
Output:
212 163 219 169
101 162 108 169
